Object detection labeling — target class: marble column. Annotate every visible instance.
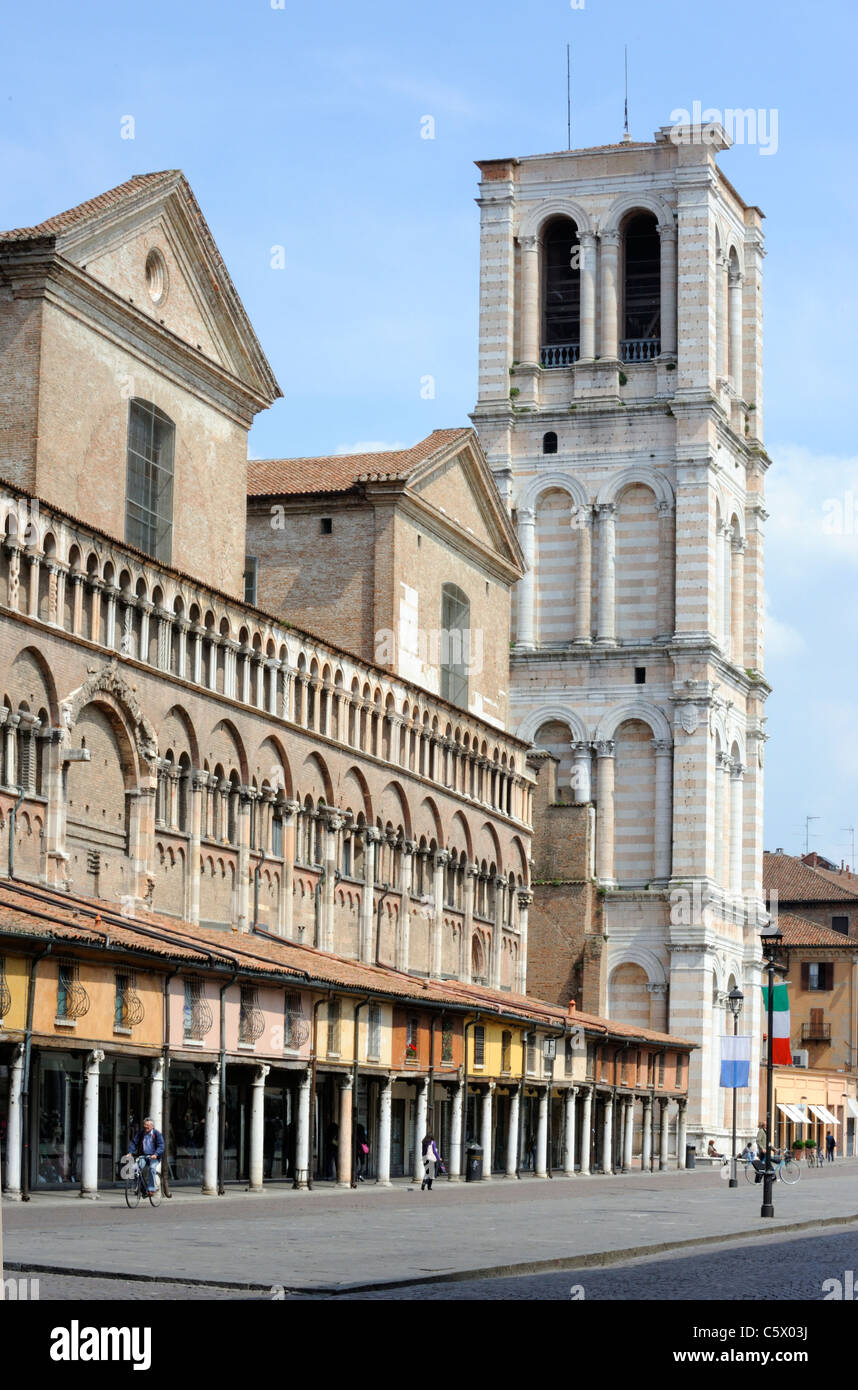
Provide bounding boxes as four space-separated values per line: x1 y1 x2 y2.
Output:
516 508 536 648
677 1099 688 1170
595 741 616 884
659 1098 670 1171
599 230 620 358
80 1049 105 1198
337 1075 353 1187
602 1094 613 1175
249 1064 271 1191
535 1086 549 1178
642 1096 653 1170
730 761 745 895
413 1079 428 1183
480 1083 494 1181
579 230 597 359
507 1084 520 1177
573 506 592 644
449 1081 463 1181
294 1069 311 1188
571 741 592 805
595 503 616 644
148 1057 165 1134
564 1086 578 1175
519 234 540 364
202 1065 220 1195
728 268 744 399
580 1087 592 1176
5 1043 24 1197
659 222 677 355
653 740 674 884
622 1097 634 1173
376 1077 392 1187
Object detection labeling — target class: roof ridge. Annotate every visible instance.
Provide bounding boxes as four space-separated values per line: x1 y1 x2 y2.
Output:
0 170 182 242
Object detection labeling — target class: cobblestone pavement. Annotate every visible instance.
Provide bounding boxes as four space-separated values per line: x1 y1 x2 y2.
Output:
12 1222 858 1300
5 1161 858 1295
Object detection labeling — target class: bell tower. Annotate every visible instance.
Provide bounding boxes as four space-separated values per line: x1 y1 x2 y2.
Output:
472 125 771 1142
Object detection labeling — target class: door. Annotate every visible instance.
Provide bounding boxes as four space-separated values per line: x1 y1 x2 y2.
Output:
391 1098 406 1176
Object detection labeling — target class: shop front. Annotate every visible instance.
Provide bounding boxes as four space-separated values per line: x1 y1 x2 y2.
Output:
223 1064 300 1183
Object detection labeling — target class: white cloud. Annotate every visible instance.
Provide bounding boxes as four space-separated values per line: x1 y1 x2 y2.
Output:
767 442 858 572
764 593 805 660
334 440 410 456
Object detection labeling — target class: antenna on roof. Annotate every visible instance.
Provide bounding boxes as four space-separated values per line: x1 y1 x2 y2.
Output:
805 815 820 856
567 43 572 150
622 45 631 142
842 827 855 869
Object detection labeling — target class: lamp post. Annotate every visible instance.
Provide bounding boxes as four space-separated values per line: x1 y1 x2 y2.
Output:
760 928 784 1219
727 986 744 1187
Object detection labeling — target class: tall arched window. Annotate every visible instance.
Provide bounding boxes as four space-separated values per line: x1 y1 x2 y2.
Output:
622 214 661 360
125 399 175 562
541 218 580 367
440 584 470 710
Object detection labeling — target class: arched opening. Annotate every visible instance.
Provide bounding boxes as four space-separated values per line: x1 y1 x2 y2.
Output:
541 216 580 367
542 431 558 455
622 213 661 361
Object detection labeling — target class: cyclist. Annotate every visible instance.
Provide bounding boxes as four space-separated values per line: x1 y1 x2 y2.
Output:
751 1143 781 1183
127 1117 165 1195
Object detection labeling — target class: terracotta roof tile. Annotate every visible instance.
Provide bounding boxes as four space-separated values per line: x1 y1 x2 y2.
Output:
0 172 180 243
777 912 858 948
247 428 472 498
763 852 858 903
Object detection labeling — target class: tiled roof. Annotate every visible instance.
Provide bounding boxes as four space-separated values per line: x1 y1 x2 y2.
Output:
0 881 695 1048
247 429 473 498
763 851 858 903
0 172 180 242
778 912 858 948
811 866 858 892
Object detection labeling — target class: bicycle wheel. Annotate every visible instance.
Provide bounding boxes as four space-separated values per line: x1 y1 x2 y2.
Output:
148 1178 162 1207
744 1160 757 1185
780 1157 801 1185
125 1177 141 1208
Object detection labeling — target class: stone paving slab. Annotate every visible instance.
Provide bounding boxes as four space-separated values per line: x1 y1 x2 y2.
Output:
4 1164 858 1293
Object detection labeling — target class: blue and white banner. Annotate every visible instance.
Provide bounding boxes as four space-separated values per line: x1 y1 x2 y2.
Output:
719 1034 752 1089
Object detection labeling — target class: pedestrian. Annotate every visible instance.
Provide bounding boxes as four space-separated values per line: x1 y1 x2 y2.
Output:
421 1130 441 1191
325 1120 339 1180
826 1131 837 1163
355 1122 369 1181
525 1130 535 1170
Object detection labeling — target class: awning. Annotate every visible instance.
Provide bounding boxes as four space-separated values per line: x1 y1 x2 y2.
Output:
846 1098 858 1120
809 1104 839 1126
778 1103 808 1124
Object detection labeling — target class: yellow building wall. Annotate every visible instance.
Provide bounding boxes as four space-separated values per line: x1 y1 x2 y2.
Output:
0 952 31 1031
32 958 163 1047
467 1020 525 1076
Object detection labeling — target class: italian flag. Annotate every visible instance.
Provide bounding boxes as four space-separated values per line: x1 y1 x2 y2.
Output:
761 982 792 1065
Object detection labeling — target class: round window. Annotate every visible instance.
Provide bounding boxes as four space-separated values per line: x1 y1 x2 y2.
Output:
145 248 168 306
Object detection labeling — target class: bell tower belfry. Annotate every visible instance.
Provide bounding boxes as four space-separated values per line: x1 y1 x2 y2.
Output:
472 125 771 1142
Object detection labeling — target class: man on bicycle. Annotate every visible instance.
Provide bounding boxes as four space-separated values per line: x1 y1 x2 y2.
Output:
127 1117 165 1195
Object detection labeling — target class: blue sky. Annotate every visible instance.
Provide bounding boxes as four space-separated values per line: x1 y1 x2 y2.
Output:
2 0 856 860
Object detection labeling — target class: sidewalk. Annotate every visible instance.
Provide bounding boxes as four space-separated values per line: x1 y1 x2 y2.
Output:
5 1162 858 1293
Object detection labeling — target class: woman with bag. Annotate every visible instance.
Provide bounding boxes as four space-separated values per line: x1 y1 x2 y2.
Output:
421 1130 441 1191
355 1122 370 1182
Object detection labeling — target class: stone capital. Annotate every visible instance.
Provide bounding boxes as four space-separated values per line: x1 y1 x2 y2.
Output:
594 739 615 759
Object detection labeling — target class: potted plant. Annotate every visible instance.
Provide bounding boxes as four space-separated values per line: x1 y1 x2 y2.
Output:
792 1139 804 1160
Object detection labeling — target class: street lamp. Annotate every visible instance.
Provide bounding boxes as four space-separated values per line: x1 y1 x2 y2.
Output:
760 927 785 1219
727 986 744 1187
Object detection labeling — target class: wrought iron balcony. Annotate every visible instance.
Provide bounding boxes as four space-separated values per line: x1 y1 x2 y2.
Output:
801 1021 831 1042
620 338 660 363
540 343 580 368
239 988 265 1044
116 981 145 1028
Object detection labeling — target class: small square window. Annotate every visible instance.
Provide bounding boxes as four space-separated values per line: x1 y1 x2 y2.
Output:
320 518 333 535
634 667 646 684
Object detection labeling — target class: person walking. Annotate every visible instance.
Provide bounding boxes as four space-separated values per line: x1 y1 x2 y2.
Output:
826 1131 837 1163
421 1130 441 1191
325 1120 339 1180
355 1122 369 1182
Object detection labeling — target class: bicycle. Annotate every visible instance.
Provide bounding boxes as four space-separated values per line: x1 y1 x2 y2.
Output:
742 1149 801 1185
124 1155 162 1208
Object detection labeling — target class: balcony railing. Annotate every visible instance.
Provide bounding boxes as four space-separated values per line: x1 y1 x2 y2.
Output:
540 343 580 369
801 1021 831 1042
620 338 660 363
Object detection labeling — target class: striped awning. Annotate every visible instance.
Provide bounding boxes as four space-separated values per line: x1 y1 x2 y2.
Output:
778 1103 809 1124
845 1098 858 1119
809 1104 839 1126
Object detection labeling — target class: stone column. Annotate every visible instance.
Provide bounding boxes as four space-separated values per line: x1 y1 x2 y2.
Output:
658 222 677 356
294 1069 311 1188
449 1081 464 1181
80 1049 105 1199
717 253 730 383
148 1057 165 1134
360 827 379 963
490 874 504 989
653 740 674 884
203 1065 220 1195
431 850 449 979
579 230 597 360
656 501 675 639
659 1097 670 1171
595 503 616 645
594 741 616 885
729 761 745 895
323 812 344 952
480 1082 494 1181
70 571 84 635
191 624 204 685
463 866 478 983
677 1099 688 1170
515 890 531 995
336 1075 353 1187
728 268 744 399
579 1087 592 1176
599 230 620 359
571 741 592 804
248 1064 271 1192
26 551 40 620
138 599 152 663
413 1079 428 1183
622 1097 634 1173
731 535 746 664
516 508 536 648
396 840 415 973
507 1084 521 1177
642 1095 653 1170
573 506 592 643
5 1043 24 1197
519 234 540 365
187 772 205 924
535 1086 549 1178
564 1086 578 1176
602 1095 613 1175
376 1077 392 1187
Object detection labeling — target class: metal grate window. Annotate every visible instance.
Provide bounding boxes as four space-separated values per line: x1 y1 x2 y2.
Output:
473 1025 485 1068
284 991 309 1049
0 956 11 1019
183 976 213 1041
367 1003 382 1060
125 399 175 563
57 960 90 1021
239 985 265 1044
114 971 144 1030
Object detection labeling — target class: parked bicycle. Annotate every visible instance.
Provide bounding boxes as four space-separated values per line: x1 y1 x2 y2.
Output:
124 1154 162 1208
742 1149 801 1185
